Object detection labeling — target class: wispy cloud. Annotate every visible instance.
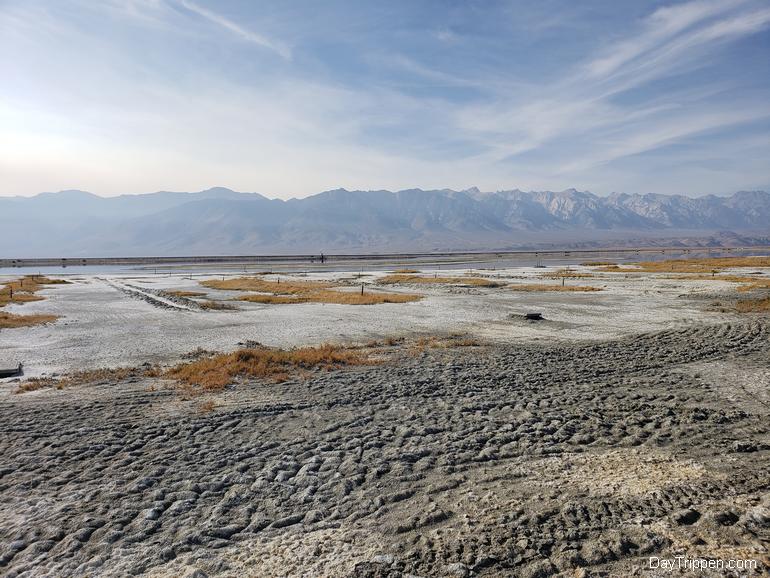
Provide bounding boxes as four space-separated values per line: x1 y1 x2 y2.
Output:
556 107 770 175
370 53 477 89
1 0 769 197
455 0 770 178
585 0 744 79
176 0 290 59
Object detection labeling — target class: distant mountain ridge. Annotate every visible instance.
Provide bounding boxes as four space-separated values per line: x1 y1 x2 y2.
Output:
1 187 768 257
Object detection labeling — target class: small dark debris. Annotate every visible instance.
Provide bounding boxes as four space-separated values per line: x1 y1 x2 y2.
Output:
525 312 544 321
0 362 23 378
732 440 758 453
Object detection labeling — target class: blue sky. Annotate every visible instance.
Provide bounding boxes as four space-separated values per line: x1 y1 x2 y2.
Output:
1 0 769 198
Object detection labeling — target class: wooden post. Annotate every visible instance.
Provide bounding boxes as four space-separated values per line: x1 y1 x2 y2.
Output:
361 284 364 295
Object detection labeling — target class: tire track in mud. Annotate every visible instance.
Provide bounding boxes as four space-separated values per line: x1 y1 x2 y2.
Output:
100 279 199 312
0 320 768 577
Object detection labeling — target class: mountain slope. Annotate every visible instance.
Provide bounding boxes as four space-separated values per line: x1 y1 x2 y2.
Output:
1 187 768 257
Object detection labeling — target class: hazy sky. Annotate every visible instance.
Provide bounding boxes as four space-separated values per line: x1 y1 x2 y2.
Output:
1 0 769 198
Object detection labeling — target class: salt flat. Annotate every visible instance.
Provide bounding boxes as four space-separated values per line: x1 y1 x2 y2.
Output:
0 266 745 378
0 264 768 577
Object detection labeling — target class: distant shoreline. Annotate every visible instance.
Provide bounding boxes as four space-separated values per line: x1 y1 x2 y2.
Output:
2 245 769 270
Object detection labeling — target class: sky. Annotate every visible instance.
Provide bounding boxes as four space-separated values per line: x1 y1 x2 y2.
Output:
1 0 769 199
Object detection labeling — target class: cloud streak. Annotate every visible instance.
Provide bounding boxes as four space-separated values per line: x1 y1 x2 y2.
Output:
454 0 770 178
585 0 745 79
176 0 290 59
1 0 769 197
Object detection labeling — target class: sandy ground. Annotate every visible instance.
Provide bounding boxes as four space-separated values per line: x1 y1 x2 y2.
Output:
0 266 768 577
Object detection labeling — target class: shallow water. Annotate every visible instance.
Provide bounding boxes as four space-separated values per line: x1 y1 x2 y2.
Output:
1 247 764 276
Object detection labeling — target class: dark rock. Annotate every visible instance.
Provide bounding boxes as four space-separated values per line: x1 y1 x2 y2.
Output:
160 547 176 562
732 440 758 453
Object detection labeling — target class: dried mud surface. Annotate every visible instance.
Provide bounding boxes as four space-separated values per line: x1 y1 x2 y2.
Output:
1 321 769 577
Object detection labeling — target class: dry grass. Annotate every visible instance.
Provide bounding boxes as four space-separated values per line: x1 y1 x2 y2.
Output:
165 343 374 390
540 269 594 279
204 275 420 306
15 367 143 393
0 276 69 307
15 380 52 393
378 274 501 287
581 261 615 266
239 291 421 305
364 336 406 347
591 257 770 291
238 294 304 304
595 256 770 274
307 289 421 305
219 280 423 305
392 268 420 274
0 276 68 327
167 290 206 297
198 400 217 413
202 277 333 294
165 332 488 395
507 283 602 292
727 276 770 292
0 312 59 329
668 274 770 292
409 333 482 355
0 293 45 306
735 296 770 312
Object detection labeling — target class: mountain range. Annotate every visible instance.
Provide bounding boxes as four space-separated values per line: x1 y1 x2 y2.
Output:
1 187 768 257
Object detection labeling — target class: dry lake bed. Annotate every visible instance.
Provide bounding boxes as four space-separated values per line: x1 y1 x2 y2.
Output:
0 259 769 577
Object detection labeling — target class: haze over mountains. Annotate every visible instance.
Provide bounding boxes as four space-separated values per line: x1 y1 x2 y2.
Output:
1 187 769 257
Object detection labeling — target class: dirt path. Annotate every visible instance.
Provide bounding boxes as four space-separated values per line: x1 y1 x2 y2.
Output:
0 320 768 577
